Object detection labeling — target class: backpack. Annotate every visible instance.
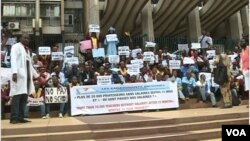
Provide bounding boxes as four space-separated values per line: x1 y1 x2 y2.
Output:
214 55 228 85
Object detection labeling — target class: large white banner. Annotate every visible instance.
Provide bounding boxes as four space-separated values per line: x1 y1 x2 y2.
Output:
70 82 179 115
45 87 68 103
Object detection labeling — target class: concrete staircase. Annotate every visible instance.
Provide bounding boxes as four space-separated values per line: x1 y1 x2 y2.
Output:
2 105 248 141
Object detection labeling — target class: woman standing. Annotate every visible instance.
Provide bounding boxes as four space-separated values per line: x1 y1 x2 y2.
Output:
240 39 249 91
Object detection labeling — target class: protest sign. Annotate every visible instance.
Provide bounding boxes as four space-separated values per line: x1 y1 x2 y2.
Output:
199 72 212 81
97 75 112 85
131 59 143 68
127 64 140 75
70 81 179 115
145 42 156 48
106 34 118 42
6 38 17 45
108 55 120 64
0 68 12 85
131 48 142 58
51 52 64 61
143 52 155 62
89 24 100 33
169 60 181 69
27 88 44 106
64 46 74 57
45 87 68 103
65 57 79 65
80 40 92 51
183 57 195 64
206 50 216 58
191 43 201 49
178 44 189 51
92 48 105 57
118 46 130 57
38 47 51 55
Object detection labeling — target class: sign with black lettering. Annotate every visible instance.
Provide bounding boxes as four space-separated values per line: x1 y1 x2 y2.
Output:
222 125 249 140
45 87 68 103
169 60 181 69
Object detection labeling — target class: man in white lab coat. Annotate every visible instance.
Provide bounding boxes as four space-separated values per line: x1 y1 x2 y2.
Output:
10 33 40 124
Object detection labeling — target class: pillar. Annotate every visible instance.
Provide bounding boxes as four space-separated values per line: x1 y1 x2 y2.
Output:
84 0 100 34
240 6 249 36
187 7 201 42
228 12 243 40
141 2 155 42
35 0 40 36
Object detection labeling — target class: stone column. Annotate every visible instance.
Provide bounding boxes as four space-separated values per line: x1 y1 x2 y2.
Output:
141 2 155 42
240 6 249 35
35 0 40 36
84 0 100 34
187 7 201 42
228 12 243 40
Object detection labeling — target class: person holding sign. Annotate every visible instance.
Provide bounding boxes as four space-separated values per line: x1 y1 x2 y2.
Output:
104 27 119 56
10 34 40 124
45 76 66 118
196 74 217 107
119 61 129 81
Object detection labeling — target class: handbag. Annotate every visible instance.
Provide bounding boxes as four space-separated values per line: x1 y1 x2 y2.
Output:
214 55 228 85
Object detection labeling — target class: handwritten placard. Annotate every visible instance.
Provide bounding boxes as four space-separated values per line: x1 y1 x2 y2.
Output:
39 47 51 55
131 48 142 58
92 48 105 57
183 57 195 64
145 41 156 47
97 75 112 85
191 43 201 49
27 97 44 106
45 87 68 103
143 51 155 62
51 52 64 61
178 44 189 51
199 72 212 81
131 59 143 68
108 55 120 64
80 40 92 51
169 60 181 69
89 24 100 33
64 46 75 58
206 50 216 58
118 46 130 57
127 64 140 75
106 34 118 42
65 57 79 65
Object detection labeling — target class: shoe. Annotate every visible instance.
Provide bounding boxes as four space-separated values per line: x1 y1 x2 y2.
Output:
46 114 50 118
10 120 20 124
223 105 232 108
42 116 47 119
19 119 31 123
59 113 63 118
212 105 218 108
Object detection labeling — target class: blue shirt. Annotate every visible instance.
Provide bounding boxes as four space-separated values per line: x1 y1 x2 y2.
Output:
182 77 196 87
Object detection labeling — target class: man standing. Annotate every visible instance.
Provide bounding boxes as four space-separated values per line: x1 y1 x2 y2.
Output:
10 33 40 124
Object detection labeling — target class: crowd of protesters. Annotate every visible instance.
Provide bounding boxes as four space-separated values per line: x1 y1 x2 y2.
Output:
1 30 249 121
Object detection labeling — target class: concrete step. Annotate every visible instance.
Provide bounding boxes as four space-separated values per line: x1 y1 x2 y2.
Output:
93 118 248 139
2 112 248 136
2 130 93 141
97 128 222 141
2 118 247 141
